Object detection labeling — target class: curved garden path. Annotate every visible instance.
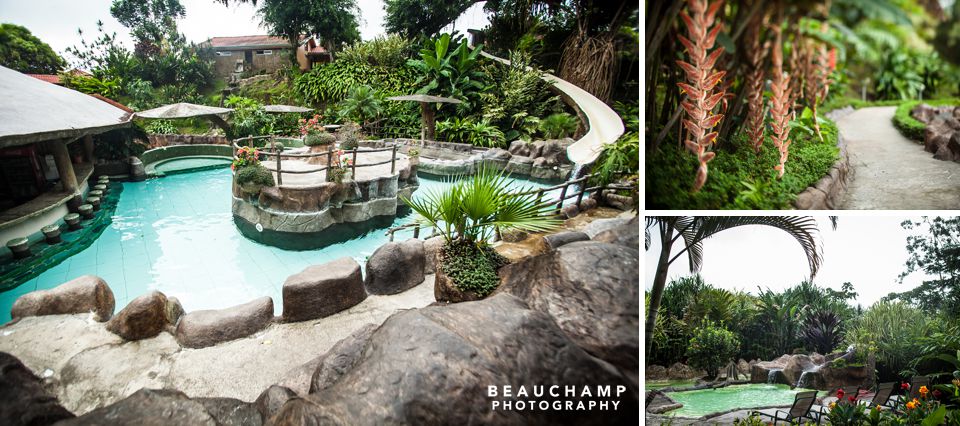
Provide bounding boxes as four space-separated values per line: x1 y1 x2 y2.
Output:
838 106 960 209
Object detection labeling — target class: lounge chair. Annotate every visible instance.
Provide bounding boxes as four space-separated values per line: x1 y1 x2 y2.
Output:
753 390 819 425
889 376 931 410
865 382 897 409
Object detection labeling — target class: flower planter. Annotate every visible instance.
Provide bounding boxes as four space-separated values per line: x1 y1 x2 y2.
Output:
433 251 483 303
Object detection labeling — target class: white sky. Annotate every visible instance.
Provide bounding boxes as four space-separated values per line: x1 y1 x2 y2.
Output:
644 216 936 308
0 0 490 60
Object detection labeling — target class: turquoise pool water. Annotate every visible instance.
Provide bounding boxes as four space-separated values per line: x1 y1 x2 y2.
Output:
665 384 822 418
0 168 556 322
153 156 232 175
646 379 696 390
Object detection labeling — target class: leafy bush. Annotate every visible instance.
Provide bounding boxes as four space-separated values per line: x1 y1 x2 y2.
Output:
59 72 122 99
875 51 925 101
408 33 488 113
645 119 841 209
295 60 417 106
437 118 506 147
144 119 177 135
337 34 414 68
304 132 336 146
232 146 261 170
538 113 578 139
480 50 562 141
439 239 508 297
225 96 275 139
235 164 275 188
338 85 383 125
803 311 844 355
686 321 740 379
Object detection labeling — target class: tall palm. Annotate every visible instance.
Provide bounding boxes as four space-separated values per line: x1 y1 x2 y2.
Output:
644 216 832 355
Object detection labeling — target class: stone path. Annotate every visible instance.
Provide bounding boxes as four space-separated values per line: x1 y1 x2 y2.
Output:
0 276 434 415
838 106 960 209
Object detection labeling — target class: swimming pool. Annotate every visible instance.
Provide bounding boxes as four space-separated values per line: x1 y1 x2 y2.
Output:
0 168 557 322
664 384 823 418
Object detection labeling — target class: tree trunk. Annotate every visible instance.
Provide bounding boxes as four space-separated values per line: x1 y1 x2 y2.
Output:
645 228 675 356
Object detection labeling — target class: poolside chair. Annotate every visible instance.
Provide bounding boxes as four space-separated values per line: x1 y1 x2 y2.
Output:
889 376 932 410
865 382 897 409
753 390 819 425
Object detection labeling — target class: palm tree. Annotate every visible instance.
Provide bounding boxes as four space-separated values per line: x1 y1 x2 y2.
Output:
644 216 831 355
339 85 383 126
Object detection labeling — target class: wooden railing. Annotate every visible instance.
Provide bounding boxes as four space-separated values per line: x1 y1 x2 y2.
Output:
233 136 399 186
384 174 634 242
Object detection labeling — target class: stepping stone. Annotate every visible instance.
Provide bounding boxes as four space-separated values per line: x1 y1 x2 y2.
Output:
87 197 101 211
64 213 82 230
78 204 94 219
282 257 367 322
41 224 61 244
6 237 30 259
175 297 274 348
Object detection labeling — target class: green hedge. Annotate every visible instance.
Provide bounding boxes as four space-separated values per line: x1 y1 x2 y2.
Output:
892 99 960 142
646 119 841 210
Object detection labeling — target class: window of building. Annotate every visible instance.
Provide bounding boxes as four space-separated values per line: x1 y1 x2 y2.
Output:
255 50 273 55
216 51 232 56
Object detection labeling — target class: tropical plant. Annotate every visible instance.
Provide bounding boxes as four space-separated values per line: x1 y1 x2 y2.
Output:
892 217 960 316
383 0 477 39
592 132 639 186
875 51 925 100
408 33 488 112
685 321 739 380
294 60 418 106
0 24 65 74
402 166 560 245
436 118 506 147
480 50 561 141
439 239 509 297
232 146 261 170
804 311 844 355
144 119 177 135
847 301 931 380
538 113 578 139
769 7 793 180
742 10 768 153
644 216 826 355
338 85 383 126
675 0 727 192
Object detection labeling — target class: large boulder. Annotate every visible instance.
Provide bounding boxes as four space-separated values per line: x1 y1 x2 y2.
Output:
106 291 169 340
668 362 702 380
195 397 263 426
282 258 367 322
924 115 960 161
582 218 631 238
309 323 378 393
592 217 640 249
10 275 115 322
255 386 297 422
507 140 530 157
481 148 512 161
497 241 639 382
0 352 75 425
57 388 252 426
422 236 444 274
267 294 636 425
175 297 274 348
646 365 668 381
781 354 819 386
364 239 425 295
541 230 589 250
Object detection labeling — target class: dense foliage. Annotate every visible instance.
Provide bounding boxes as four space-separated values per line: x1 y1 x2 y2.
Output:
235 164 275 188
646 120 841 209
0 24 65 74
408 33 487 113
258 0 361 64
439 240 508 297
383 0 477 39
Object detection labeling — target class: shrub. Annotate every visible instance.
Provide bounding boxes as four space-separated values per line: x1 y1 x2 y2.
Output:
304 132 336 146
225 96 275 139
685 321 740 379
439 239 508 297
144 119 177 135
803 311 844 355
593 132 639 186
892 99 960 142
235 164 275 188
338 85 383 125
480 50 562 141
337 34 414 68
436 118 506 147
538 113 578 139
846 301 933 380
232 146 261 170
295 60 417 105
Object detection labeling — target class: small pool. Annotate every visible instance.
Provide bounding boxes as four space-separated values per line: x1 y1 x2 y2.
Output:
153 156 233 175
0 168 560 322
665 384 821 418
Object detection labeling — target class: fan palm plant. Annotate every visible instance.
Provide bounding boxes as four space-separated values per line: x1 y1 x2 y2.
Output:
644 216 831 355
401 166 561 245
338 85 383 126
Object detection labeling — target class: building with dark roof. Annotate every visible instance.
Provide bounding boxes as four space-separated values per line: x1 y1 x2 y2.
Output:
205 35 331 79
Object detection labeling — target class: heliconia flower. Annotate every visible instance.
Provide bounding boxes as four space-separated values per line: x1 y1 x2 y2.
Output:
919 385 928 397
675 0 727 192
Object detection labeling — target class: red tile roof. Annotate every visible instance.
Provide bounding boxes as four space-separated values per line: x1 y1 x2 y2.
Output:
26 74 61 84
209 35 292 49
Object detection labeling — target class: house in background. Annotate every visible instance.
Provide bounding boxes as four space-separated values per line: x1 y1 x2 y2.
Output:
205 35 332 80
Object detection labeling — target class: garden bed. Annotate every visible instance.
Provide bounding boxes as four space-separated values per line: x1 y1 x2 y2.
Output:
645 119 841 209
892 99 960 142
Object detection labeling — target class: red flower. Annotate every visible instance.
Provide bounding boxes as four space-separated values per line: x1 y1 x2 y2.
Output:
934 389 942 398
902 383 910 390
848 396 856 402
837 389 845 399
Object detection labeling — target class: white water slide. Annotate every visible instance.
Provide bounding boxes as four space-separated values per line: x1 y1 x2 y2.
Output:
480 51 625 165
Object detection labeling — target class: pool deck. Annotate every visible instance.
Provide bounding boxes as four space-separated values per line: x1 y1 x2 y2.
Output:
267 150 411 187
0 275 435 415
